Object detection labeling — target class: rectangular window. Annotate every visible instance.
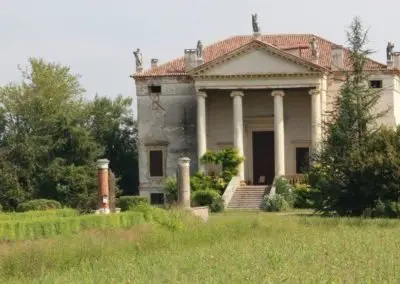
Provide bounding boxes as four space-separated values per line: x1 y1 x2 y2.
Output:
149 150 164 177
150 193 165 205
296 147 310 174
149 85 161 93
369 80 382 89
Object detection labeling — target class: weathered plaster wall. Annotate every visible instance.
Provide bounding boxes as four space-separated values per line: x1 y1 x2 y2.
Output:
326 74 397 128
135 77 197 197
370 74 396 127
393 76 400 125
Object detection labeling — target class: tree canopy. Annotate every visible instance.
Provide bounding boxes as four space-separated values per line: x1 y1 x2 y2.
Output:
0 58 138 211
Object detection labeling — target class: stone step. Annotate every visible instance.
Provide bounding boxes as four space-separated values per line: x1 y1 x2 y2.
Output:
227 186 270 210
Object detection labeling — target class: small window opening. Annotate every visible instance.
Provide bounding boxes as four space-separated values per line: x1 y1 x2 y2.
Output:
150 193 165 205
149 85 161 93
369 80 382 89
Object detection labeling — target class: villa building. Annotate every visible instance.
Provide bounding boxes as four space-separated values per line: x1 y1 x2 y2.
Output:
132 16 400 205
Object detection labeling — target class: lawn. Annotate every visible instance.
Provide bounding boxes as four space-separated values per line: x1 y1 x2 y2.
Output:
1 210 400 283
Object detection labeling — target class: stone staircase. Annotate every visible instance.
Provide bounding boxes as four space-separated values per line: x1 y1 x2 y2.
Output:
227 185 270 210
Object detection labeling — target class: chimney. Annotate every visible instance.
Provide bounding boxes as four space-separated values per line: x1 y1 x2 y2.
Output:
151 58 159 69
331 44 344 69
184 49 197 71
393 52 400 69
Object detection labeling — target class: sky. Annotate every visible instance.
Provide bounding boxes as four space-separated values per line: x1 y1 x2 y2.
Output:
1 0 399 115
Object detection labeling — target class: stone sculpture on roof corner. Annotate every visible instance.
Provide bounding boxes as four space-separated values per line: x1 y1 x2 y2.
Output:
196 40 203 59
387 42 395 62
133 48 143 69
252 13 260 33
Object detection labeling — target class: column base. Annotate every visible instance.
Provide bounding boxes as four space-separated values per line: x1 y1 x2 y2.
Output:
240 180 247 186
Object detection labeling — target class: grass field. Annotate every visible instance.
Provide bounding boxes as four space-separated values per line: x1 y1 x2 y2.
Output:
1 210 400 283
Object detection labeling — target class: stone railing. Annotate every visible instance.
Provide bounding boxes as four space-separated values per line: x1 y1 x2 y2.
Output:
222 176 240 209
284 174 306 186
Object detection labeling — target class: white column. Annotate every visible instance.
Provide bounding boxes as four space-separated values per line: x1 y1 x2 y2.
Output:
271 90 285 176
320 76 328 138
196 91 207 172
178 157 191 208
231 91 245 181
309 88 322 154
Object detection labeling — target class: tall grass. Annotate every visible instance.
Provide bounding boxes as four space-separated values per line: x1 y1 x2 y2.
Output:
1 212 400 283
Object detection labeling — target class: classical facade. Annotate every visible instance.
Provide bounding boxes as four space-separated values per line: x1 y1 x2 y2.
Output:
132 25 400 203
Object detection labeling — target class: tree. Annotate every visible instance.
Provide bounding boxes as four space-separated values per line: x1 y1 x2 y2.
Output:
309 17 397 216
89 95 139 195
0 58 139 211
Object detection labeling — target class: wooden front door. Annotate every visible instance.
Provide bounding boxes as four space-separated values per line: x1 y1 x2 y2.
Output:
252 131 275 185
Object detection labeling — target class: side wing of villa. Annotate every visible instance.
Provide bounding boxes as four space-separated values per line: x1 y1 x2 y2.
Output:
132 18 400 205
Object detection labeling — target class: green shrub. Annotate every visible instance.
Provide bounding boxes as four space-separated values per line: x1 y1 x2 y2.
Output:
164 177 178 203
17 199 62 212
262 194 290 212
362 199 400 218
192 190 224 213
190 172 225 193
118 196 149 211
274 177 295 207
275 177 292 195
293 183 315 209
200 148 244 190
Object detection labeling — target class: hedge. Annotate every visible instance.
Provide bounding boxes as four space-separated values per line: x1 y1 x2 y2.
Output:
0 212 145 241
17 199 62 212
0 209 78 221
118 196 149 211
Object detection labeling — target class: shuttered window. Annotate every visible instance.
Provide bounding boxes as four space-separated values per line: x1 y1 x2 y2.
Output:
149 150 164 177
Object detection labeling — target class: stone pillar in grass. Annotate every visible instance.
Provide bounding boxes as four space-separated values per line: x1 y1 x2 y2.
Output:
178 157 191 208
97 159 110 214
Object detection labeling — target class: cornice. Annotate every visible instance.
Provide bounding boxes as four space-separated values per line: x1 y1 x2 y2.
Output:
193 72 323 80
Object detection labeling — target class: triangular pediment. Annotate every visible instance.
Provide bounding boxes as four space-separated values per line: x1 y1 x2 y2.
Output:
190 40 325 77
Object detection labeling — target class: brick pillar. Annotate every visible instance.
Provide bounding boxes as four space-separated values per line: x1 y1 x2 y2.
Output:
97 159 110 214
178 157 191 208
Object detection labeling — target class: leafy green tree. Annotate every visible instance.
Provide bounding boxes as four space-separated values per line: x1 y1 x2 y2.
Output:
89 95 139 195
0 58 139 211
309 17 397 216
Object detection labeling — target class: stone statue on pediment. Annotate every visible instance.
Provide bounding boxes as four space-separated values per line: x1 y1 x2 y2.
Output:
252 13 260 33
387 42 395 61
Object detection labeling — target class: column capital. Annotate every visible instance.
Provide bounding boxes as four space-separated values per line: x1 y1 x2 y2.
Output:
230 90 244 98
271 90 285 97
196 91 207 98
178 157 191 167
309 88 320 96
96 159 110 169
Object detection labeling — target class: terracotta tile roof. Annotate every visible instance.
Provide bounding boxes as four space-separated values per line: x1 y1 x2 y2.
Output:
134 34 387 77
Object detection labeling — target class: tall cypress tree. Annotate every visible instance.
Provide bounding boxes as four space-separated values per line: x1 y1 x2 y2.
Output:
310 17 388 215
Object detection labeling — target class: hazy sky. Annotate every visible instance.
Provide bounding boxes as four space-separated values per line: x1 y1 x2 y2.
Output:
1 0 399 115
